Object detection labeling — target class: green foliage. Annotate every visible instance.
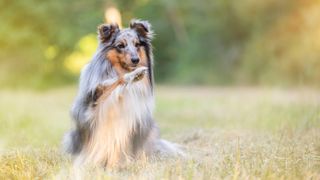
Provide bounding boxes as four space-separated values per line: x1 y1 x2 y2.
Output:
1 0 320 87
0 0 105 88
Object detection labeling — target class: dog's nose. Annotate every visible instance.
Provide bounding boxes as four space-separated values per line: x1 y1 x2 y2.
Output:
131 58 140 64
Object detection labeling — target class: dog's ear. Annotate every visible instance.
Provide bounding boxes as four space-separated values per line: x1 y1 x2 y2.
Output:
130 19 153 41
98 23 119 43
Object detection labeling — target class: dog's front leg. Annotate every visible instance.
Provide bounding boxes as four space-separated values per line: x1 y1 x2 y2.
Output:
92 79 123 105
93 67 148 103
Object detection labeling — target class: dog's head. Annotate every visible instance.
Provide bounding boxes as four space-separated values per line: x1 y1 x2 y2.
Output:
98 19 153 72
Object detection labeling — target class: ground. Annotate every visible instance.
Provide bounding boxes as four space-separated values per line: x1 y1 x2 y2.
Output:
0 86 319 179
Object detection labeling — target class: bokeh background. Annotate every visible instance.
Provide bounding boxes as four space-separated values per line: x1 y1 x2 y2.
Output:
1 0 320 179
1 0 320 88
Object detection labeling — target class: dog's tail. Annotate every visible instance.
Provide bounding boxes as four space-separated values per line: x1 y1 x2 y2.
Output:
155 139 185 157
62 129 83 155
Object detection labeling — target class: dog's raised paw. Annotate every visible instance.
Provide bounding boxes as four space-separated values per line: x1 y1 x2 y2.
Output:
124 67 148 83
133 67 148 82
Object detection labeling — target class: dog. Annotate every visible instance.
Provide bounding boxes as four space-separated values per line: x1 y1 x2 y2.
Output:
63 19 182 168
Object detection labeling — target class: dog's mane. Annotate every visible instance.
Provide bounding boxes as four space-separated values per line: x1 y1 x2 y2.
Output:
142 39 154 91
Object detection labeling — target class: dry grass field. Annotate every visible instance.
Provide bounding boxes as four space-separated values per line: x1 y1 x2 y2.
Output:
0 86 319 179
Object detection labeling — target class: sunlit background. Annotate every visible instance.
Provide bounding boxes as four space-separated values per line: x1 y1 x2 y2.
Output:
1 0 320 88
1 1 320 178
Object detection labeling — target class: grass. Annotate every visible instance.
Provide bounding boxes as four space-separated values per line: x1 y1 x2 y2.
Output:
0 86 319 179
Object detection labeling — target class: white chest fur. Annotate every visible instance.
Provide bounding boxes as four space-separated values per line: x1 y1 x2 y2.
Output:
78 78 154 167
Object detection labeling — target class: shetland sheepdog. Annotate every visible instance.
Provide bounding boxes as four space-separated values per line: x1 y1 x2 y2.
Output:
63 19 182 168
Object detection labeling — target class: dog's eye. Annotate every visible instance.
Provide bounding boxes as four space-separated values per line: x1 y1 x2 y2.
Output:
116 44 125 49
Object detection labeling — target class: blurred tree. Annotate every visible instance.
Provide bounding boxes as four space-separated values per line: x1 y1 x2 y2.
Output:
239 1 320 86
0 0 319 88
0 0 106 87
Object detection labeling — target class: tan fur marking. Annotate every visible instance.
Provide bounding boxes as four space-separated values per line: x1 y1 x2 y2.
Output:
138 46 148 67
106 49 128 78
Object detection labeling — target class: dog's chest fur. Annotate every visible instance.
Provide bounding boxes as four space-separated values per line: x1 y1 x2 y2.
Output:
80 77 154 166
